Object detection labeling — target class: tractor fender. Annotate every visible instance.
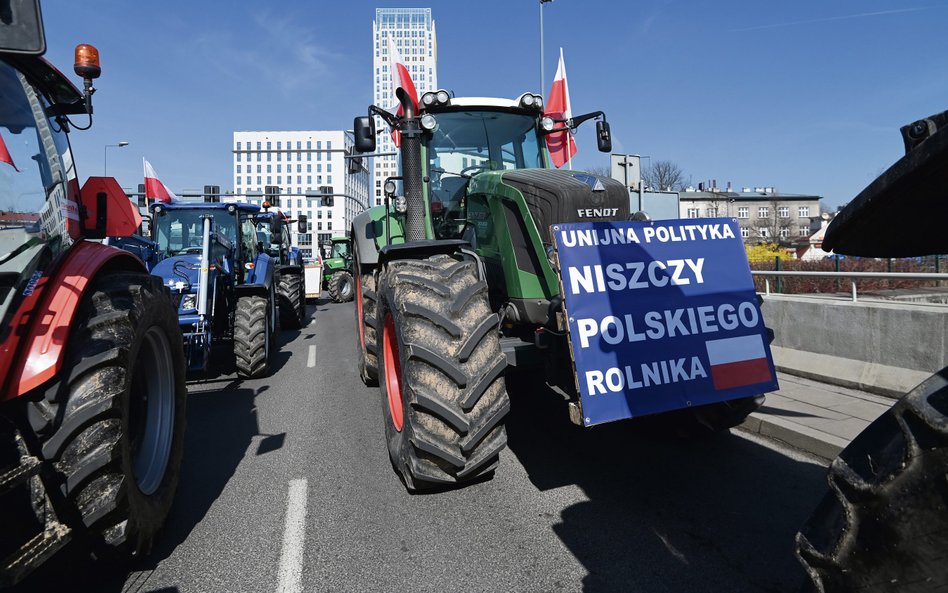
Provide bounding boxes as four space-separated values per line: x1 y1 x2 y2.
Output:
245 254 276 289
377 239 469 267
2 241 147 401
352 210 380 266
279 264 303 277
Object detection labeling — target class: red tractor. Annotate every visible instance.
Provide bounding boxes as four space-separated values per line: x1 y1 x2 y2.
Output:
0 3 187 587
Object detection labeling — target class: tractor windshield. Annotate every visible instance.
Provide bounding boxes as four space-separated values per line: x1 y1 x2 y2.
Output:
0 60 79 265
426 110 543 215
154 209 238 256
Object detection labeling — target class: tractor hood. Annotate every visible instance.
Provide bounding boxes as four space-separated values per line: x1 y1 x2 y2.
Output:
152 254 202 292
499 169 630 243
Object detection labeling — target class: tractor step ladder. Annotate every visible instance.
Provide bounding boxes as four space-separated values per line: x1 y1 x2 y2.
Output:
0 455 73 587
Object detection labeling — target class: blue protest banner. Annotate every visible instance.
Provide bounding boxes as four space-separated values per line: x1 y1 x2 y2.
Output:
552 218 779 427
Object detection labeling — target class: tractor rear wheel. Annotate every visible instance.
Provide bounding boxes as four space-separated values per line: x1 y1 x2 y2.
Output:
377 254 510 491
278 271 305 329
795 368 948 592
355 269 378 386
234 294 272 378
26 272 187 560
328 270 354 303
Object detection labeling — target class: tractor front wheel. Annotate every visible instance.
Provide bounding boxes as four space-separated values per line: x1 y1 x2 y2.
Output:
355 268 378 386
377 254 510 491
328 270 354 303
278 272 305 329
794 369 948 592
234 293 272 378
27 272 187 561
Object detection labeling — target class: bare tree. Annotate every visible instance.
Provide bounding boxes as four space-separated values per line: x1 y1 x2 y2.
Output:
585 165 612 180
643 160 686 191
752 197 797 246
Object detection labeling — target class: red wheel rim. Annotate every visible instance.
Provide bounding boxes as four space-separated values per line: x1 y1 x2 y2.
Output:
383 313 404 431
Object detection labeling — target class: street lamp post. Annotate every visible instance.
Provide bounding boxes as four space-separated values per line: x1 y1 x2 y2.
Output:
104 141 129 176
539 0 554 95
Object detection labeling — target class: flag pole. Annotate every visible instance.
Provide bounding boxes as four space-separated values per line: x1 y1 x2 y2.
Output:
563 48 572 170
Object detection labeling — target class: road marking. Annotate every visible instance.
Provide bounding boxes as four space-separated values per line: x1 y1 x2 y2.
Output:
276 478 308 593
307 345 316 367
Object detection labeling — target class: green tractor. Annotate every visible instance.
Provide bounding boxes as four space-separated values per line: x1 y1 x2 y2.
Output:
322 236 354 303
351 90 763 491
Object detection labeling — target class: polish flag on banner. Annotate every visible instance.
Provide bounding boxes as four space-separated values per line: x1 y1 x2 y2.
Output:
544 48 577 168
0 132 19 171
387 35 419 148
705 335 774 390
143 159 178 204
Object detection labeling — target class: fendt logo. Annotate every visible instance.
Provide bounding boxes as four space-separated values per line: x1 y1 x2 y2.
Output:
577 208 619 218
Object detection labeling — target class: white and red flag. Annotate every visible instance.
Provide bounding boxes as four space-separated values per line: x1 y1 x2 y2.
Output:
544 48 577 168
386 35 419 147
143 158 178 204
705 335 774 391
0 132 18 171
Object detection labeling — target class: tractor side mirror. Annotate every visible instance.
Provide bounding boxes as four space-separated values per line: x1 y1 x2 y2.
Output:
297 214 308 234
270 218 283 244
353 116 376 153
596 120 612 153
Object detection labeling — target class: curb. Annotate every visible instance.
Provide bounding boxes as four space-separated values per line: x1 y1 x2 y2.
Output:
738 412 849 462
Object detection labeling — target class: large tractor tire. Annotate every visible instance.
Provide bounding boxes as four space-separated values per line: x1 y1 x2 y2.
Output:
328 270 354 303
278 271 305 330
234 293 272 379
376 254 510 491
355 268 379 386
25 272 187 561
795 368 948 593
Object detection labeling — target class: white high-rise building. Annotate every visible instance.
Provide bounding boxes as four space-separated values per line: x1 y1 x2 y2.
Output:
232 130 370 259
372 8 438 206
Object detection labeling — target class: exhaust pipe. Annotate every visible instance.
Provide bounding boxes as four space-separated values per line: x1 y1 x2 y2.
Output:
197 214 211 319
396 88 426 242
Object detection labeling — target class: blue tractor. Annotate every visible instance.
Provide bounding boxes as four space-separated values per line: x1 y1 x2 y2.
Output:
255 210 308 329
148 201 280 378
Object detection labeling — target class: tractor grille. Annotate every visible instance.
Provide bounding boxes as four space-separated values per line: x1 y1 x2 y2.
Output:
501 169 630 244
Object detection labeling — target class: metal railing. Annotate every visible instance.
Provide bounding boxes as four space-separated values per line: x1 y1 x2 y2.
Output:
751 270 948 302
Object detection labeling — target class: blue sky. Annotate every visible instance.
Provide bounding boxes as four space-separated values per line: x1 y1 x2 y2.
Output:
42 0 948 208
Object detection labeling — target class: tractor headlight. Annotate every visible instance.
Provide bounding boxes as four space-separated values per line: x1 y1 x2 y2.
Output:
226 204 237 214
180 293 197 311
394 195 408 214
435 90 450 104
384 179 397 197
519 93 545 111
420 114 439 131
540 116 555 132
421 92 436 107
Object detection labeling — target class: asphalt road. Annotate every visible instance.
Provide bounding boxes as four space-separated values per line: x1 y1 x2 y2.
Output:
18 298 831 593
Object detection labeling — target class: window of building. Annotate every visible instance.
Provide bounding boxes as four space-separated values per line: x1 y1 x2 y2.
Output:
236 165 241 173
779 228 789 238
686 208 699 218
266 142 271 150
740 227 750 238
237 142 242 150
799 226 810 236
778 206 789 218
799 206 810 217
706 207 717 217
759 228 770 238
737 207 749 219
758 206 769 218
236 153 241 162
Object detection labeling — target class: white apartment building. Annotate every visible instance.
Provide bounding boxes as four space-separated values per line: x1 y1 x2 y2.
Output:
372 8 438 206
232 130 370 259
